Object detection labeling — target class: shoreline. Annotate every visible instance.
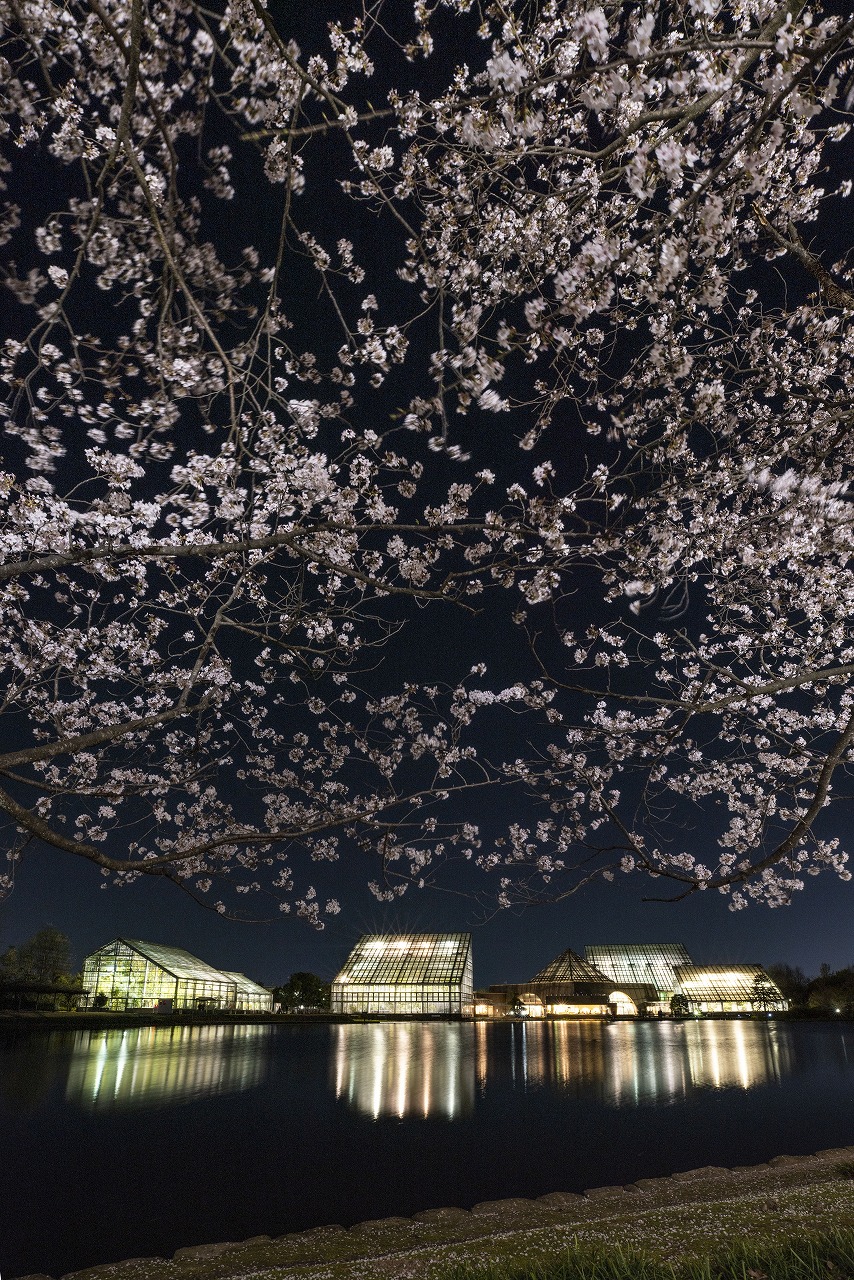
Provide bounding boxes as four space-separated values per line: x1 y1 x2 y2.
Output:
11 1145 854 1280
0 1010 351 1031
0 1009 845 1033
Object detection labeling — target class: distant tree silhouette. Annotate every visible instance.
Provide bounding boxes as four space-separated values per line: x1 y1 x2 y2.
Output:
15 928 73 984
765 964 809 1008
274 972 330 1012
808 966 854 1016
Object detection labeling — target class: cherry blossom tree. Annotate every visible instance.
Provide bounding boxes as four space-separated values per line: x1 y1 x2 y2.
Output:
2 0 853 920
373 0 854 911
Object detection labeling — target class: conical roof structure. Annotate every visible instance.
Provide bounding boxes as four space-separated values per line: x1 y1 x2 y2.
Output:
529 947 609 985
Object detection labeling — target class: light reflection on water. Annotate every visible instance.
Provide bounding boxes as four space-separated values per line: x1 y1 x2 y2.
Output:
332 1021 475 1119
333 1019 798 1118
13 1017 802 1117
65 1023 272 1109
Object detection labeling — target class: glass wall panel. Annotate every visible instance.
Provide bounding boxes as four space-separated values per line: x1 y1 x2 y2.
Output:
584 944 694 1000
80 939 253 1011
674 965 787 1011
331 934 473 1016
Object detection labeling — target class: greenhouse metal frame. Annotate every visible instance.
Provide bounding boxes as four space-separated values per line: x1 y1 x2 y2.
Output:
81 939 272 1011
584 943 694 1001
331 933 474 1016
673 964 787 1013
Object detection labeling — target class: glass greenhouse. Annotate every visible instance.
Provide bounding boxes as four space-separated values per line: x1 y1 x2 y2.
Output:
221 971 275 1013
584 943 694 1003
531 947 611 985
519 946 628 1016
81 939 272 1012
331 933 474 1016
673 964 787 1013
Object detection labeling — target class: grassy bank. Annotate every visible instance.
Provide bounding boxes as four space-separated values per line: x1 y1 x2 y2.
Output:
448 1228 854 1279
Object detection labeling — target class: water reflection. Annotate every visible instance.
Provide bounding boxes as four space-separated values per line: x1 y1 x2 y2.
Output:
604 1020 793 1104
332 1022 475 1118
331 1019 804 1118
494 1019 796 1105
66 1023 271 1110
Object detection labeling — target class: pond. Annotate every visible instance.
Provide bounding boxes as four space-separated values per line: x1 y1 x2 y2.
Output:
3 1018 854 1278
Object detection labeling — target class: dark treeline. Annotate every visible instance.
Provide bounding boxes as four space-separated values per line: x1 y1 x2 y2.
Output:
272 972 331 1013
0 927 83 1010
765 964 854 1016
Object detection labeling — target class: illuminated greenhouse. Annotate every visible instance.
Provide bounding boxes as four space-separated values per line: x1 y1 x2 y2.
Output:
585 943 694 1011
491 946 659 1017
220 971 275 1013
673 965 787 1013
331 933 473 1017
81 939 273 1012
520 946 615 1016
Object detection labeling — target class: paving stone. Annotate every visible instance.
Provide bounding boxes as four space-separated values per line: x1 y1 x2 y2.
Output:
631 1177 674 1191
61 1261 170 1280
671 1166 730 1180
471 1198 538 1216
173 1242 237 1260
348 1216 413 1234
291 1225 346 1238
411 1207 473 1224
111 1261 169 1271
537 1192 587 1207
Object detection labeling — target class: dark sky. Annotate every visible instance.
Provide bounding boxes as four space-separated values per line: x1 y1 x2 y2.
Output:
3 838 851 987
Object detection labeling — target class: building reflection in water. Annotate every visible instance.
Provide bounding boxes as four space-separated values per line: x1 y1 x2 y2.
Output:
66 1023 272 1110
332 1022 476 1119
500 1018 796 1105
331 1018 800 1116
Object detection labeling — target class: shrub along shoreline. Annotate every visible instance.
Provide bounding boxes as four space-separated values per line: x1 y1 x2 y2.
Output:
12 1146 854 1280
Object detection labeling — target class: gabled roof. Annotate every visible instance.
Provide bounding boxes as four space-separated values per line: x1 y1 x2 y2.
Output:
116 939 235 985
674 964 785 1002
584 943 693 994
333 933 472 987
221 971 270 998
529 947 609 984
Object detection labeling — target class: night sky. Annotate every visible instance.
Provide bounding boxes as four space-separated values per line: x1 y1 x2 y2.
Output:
3 1 854 991
3 835 852 989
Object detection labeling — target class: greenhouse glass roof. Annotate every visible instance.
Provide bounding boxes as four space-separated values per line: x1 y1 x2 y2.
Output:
529 947 609 984
333 933 472 986
674 964 785 1002
221 971 270 998
584 943 693 995
118 939 235 985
